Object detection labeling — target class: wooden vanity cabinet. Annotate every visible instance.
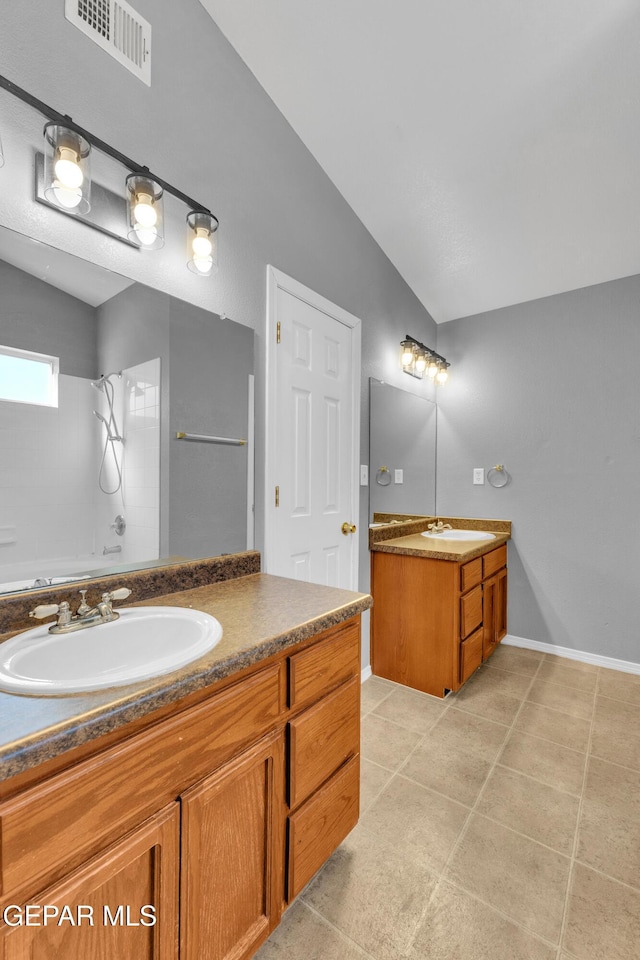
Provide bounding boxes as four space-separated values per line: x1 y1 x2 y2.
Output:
371 545 507 697
0 616 362 960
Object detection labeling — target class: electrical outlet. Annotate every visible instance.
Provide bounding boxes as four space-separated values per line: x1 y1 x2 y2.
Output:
360 464 369 485
394 469 404 484
473 468 485 485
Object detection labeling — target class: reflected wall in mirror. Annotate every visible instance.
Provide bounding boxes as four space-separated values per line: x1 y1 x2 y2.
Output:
0 225 254 595
369 378 436 518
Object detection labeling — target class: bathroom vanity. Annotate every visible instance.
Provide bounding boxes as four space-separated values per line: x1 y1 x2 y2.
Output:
0 557 371 960
370 517 510 698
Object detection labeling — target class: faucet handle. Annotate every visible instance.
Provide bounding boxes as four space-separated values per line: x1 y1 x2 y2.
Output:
105 587 132 602
77 590 91 616
29 603 60 620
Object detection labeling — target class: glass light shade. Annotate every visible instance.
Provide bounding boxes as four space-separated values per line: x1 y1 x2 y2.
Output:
186 211 219 276
415 352 427 374
400 340 414 367
436 367 449 384
126 174 165 249
427 360 439 378
43 123 91 214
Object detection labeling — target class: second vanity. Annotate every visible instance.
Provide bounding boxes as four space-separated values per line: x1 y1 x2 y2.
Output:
0 555 371 960
370 516 511 698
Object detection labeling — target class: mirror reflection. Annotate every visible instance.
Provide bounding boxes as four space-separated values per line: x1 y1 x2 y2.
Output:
369 378 436 519
0 225 254 595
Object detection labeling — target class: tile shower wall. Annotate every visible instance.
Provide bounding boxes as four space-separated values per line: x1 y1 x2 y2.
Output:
94 359 160 565
0 375 96 581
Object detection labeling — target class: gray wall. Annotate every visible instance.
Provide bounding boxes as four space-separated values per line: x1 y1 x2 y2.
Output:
0 260 97 377
0 0 437 665
436 274 640 664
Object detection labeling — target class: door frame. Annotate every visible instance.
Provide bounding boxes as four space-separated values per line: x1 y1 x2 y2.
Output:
264 265 362 588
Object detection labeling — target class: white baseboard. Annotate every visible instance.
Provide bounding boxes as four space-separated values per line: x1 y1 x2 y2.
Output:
361 664 372 683
504 634 640 676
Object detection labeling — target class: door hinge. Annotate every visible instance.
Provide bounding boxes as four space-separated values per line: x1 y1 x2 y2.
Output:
276 321 281 344
275 485 280 507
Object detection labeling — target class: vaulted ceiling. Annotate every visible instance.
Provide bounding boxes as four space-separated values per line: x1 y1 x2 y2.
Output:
200 0 640 322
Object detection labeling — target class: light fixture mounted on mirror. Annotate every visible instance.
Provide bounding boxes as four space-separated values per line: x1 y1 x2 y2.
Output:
400 336 450 384
0 73 218 275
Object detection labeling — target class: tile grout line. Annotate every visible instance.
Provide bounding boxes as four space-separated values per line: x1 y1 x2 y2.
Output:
297 899 380 960
554 660 600 959
403 654 551 955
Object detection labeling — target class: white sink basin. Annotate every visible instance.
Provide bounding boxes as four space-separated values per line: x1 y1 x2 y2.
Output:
0 607 222 696
421 529 496 542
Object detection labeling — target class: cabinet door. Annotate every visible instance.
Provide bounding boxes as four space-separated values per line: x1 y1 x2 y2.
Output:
180 729 285 960
1 804 179 960
483 567 508 660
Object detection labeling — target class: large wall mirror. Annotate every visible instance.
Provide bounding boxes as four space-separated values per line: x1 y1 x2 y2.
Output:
0 224 254 595
369 378 436 519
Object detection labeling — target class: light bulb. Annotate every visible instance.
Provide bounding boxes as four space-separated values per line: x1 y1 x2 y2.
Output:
401 348 414 366
436 368 449 384
192 230 213 257
54 147 83 189
415 354 427 373
192 255 213 275
52 183 82 209
133 193 157 228
427 361 438 378
134 225 158 246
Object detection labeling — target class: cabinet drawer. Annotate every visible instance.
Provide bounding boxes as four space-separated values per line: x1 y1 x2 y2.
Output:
289 618 360 710
460 627 483 684
460 584 482 639
287 754 359 901
460 557 482 593
0 663 285 900
482 544 507 579
289 676 359 810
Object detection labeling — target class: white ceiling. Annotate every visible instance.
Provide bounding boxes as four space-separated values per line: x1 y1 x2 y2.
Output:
199 0 640 322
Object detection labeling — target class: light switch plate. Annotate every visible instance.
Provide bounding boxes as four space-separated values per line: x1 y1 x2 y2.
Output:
360 464 369 485
394 469 404 484
473 468 485 485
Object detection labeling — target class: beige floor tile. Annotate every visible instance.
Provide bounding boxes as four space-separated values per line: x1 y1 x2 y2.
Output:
360 675 396 715
576 757 640 888
597 670 640 706
359 774 470 874
402 735 494 806
499 730 587 795
594 693 640 729
360 758 394 814
450 673 526 725
407 880 556 960
543 654 598 674
477 765 580 855
253 900 366 960
360 714 423 771
302 823 437 959
431 706 511 759
372 684 447 734
485 645 544 678
445 814 571 943
526 678 595 720
535 660 598 694
590 716 640 772
514 701 591 753
563 863 640 960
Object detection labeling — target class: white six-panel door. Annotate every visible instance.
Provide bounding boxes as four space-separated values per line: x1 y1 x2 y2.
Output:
265 267 361 590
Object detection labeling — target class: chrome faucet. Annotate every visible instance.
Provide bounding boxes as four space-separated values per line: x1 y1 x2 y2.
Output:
29 587 132 634
427 520 453 534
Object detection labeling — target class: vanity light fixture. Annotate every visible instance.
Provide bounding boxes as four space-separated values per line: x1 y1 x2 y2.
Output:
0 73 218 274
400 336 450 384
43 123 91 213
126 173 165 249
186 210 219 276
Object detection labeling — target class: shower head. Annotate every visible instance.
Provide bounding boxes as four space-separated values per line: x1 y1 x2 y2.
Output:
93 410 109 427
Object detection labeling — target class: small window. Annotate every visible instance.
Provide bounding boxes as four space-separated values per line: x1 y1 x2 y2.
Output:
0 345 59 407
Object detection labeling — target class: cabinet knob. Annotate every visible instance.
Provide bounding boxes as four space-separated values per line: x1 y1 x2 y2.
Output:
341 522 357 535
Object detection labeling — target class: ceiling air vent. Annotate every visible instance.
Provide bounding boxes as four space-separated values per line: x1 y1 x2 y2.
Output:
65 0 151 86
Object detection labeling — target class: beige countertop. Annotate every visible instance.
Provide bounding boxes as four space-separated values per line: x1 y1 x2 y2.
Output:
369 516 511 562
0 573 371 783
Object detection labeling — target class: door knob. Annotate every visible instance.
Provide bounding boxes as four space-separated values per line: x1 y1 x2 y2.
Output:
341 522 357 535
